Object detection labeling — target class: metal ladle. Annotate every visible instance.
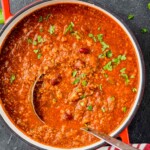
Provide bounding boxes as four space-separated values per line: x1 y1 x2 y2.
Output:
29 74 45 123
81 128 139 150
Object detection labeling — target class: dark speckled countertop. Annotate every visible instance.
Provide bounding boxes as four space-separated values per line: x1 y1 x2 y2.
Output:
0 0 150 150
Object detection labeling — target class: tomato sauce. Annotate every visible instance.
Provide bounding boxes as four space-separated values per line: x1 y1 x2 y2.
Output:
0 4 139 148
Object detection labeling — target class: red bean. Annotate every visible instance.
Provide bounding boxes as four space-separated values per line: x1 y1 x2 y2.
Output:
51 74 62 86
79 48 90 54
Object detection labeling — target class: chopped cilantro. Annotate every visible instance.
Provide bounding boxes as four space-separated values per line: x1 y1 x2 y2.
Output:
121 55 126 60
97 34 109 51
98 27 101 30
37 35 43 43
33 41 37 46
110 96 115 101
38 16 43 22
103 61 113 71
37 53 42 59
72 70 77 77
87 105 93 111
101 107 106 112
141 28 148 33
88 33 97 42
48 25 55 35
0 9 4 24
72 78 80 85
72 31 81 40
82 80 88 86
99 84 102 91
27 38 32 44
80 94 86 99
128 14 134 20
80 73 86 78
106 50 113 58
10 74 16 83
121 73 130 84
132 88 137 92
120 68 126 74
97 34 103 42
64 22 74 34
130 75 135 79
101 41 109 51
98 53 106 59
33 49 39 54
122 106 127 113
148 2 150 10
45 14 51 20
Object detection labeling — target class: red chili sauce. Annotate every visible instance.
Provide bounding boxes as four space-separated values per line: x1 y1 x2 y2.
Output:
0 3 139 149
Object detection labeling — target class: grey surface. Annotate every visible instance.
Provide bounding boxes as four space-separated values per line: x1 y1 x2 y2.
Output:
0 0 150 150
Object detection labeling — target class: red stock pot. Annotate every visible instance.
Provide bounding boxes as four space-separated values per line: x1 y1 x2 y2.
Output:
0 0 145 149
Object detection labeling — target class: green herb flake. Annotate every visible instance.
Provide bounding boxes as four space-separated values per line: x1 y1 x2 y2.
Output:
33 49 39 54
33 41 37 46
101 42 109 51
45 14 51 20
122 106 127 113
141 28 148 33
10 74 16 83
132 88 137 92
121 55 126 60
128 14 134 20
48 25 55 35
80 73 86 78
130 75 135 79
72 31 81 40
101 107 106 112
97 34 103 42
0 9 4 24
64 22 74 34
106 50 113 58
87 105 93 111
120 68 126 74
148 2 150 10
88 33 97 42
82 80 88 86
97 34 109 51
103 61 113 71
121 73 130 84
98 27 101 31
72 78 80 85
99 84 102 91
98 53 106 59
37 35 43 43
72 70 77 77
38 16 43 22
80 94 86 99
37 53 42 59
110 96 115 101
27 38 32 44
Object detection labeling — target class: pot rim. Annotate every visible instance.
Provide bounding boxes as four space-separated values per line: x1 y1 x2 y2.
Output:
0 0 145 150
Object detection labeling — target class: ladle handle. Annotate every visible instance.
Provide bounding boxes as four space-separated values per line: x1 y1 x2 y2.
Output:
81 128 139 150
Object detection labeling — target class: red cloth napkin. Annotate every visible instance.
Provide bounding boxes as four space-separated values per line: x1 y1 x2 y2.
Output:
97 144 150 150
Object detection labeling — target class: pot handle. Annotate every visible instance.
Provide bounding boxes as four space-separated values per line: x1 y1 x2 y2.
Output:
1 0 12 23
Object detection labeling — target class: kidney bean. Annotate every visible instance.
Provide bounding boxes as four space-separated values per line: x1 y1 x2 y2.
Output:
79 48 90 54
51 74 62 86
